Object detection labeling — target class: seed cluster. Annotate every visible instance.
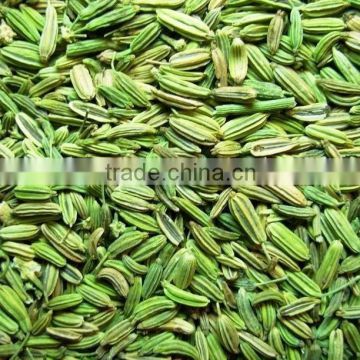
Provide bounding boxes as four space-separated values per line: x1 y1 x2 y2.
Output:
0 0 360 359
0 0 359 156
0 185 359 359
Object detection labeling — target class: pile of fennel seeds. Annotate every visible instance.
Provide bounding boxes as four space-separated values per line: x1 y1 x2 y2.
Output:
0 184 359 359
0 1 359 359
0 0 358 157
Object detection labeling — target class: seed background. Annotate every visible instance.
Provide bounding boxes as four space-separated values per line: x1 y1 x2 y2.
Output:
0 0 360 359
